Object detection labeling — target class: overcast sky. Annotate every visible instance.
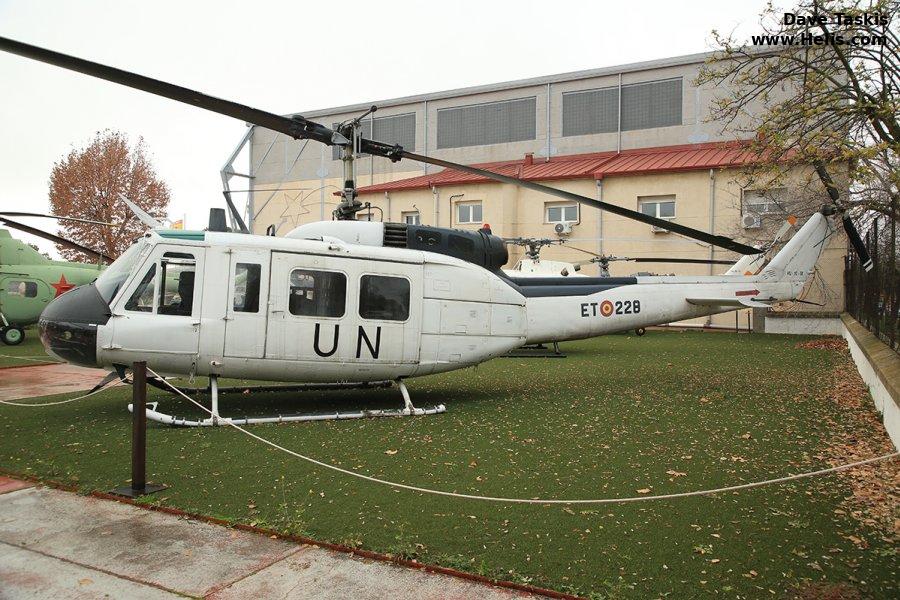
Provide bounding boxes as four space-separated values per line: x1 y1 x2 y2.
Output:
0 0 773 257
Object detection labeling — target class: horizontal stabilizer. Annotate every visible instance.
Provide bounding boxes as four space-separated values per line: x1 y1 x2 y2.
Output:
686 297 775 309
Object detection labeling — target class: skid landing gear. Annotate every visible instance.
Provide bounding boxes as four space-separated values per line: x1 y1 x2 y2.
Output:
128 375 446 427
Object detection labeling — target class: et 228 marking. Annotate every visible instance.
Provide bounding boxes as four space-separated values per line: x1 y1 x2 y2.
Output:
580 299 642 318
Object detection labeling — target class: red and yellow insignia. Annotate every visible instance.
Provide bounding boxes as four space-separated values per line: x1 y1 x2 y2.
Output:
50 274 75 297
600 300 614 317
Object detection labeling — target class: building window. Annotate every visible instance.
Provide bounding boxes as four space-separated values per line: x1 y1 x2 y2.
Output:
456 201 483 224
289 269 346 317
233 263 261 313
562 87 619 137
5 280 38 298
639 195 676 232
621 78 682 131
359 275 410 321
402 211 420 225
639 196 676 219
743 188 786 215
546 202 579 223
332 113 416 160
437 97 536 149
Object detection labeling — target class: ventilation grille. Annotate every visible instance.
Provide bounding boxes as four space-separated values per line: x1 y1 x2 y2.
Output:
437 97 536 149
562 87 619 137
383 222 408 248
621 78 682 131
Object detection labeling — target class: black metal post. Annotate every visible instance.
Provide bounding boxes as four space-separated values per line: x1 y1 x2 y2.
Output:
132 361 147 491
111 361 165 497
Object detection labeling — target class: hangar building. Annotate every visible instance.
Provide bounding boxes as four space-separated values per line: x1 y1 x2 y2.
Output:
229 50 846 332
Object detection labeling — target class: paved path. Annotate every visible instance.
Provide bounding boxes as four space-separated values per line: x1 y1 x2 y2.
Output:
0 478 543 599
0 364 108 401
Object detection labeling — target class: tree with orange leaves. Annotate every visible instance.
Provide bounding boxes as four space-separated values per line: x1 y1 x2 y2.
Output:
49 130 170 261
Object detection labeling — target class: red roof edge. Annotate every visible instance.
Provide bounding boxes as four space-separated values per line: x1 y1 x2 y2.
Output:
356 140 756 195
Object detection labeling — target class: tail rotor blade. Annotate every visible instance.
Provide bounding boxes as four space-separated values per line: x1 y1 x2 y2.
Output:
843 215 874 272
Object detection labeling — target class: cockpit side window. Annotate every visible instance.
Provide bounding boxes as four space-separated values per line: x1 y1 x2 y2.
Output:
124 265 156 313
157 253 196 317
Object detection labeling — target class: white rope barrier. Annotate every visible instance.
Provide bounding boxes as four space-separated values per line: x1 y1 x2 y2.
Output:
147 367 900 505
0 382 124 407
0 354 61 364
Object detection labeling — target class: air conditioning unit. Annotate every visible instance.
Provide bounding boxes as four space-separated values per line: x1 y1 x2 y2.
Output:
742 213 762 229
554 222 573 235
650 220 672 233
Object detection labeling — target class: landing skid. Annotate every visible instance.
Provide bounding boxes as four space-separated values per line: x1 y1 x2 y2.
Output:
502 341 566 358
127 377 446 427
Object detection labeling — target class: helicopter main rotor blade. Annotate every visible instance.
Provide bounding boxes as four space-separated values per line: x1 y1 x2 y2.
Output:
0 211 116 227
625 257 735 265
0 36 347 147
0 216 112 262
0 36 760 255
392 149 761 255
813 163 874 272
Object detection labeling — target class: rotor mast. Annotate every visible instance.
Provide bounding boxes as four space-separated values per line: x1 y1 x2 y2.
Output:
334 105 377 220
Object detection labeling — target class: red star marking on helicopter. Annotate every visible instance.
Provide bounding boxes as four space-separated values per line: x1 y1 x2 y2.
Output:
50 274 75 297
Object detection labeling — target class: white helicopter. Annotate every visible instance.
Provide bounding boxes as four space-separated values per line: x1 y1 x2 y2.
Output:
1 36 872 427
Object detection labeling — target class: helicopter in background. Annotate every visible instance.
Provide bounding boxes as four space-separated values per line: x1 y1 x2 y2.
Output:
502 236 737 278
0 214 111 345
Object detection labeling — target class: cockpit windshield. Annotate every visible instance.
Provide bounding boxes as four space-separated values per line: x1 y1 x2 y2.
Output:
94 239 148 304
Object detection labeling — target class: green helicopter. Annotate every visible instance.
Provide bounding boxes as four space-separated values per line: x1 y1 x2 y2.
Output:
0 214 112 345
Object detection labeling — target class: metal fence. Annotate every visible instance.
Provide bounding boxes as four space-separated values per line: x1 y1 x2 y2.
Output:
845 216 900 351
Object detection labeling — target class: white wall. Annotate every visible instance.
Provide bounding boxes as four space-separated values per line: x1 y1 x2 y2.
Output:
842 319 900 451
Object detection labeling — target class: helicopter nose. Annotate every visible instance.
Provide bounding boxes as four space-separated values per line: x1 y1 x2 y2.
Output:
39 284 110 368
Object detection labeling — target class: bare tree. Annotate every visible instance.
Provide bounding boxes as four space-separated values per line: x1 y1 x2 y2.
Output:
49 130 170 261
698 0 898 224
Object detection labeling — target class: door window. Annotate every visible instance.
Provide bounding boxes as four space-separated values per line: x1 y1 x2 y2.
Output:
124 265 156 313
359 275 410 321
158 253 196 316
234 263 262 313
289 269 346 317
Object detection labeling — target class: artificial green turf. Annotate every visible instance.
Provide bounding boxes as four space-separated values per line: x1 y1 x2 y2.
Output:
0 331 896 598
0 330 58 368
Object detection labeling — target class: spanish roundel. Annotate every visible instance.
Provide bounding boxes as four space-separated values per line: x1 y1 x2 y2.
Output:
600 300 614 317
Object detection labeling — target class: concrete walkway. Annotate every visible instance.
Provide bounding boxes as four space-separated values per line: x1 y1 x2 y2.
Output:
0 364 108 401
0 479 543 599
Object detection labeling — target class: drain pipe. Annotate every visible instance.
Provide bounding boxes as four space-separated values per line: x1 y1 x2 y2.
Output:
431 186 439 226
449 194 464 227
596 179 604 272
385 192 391 222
